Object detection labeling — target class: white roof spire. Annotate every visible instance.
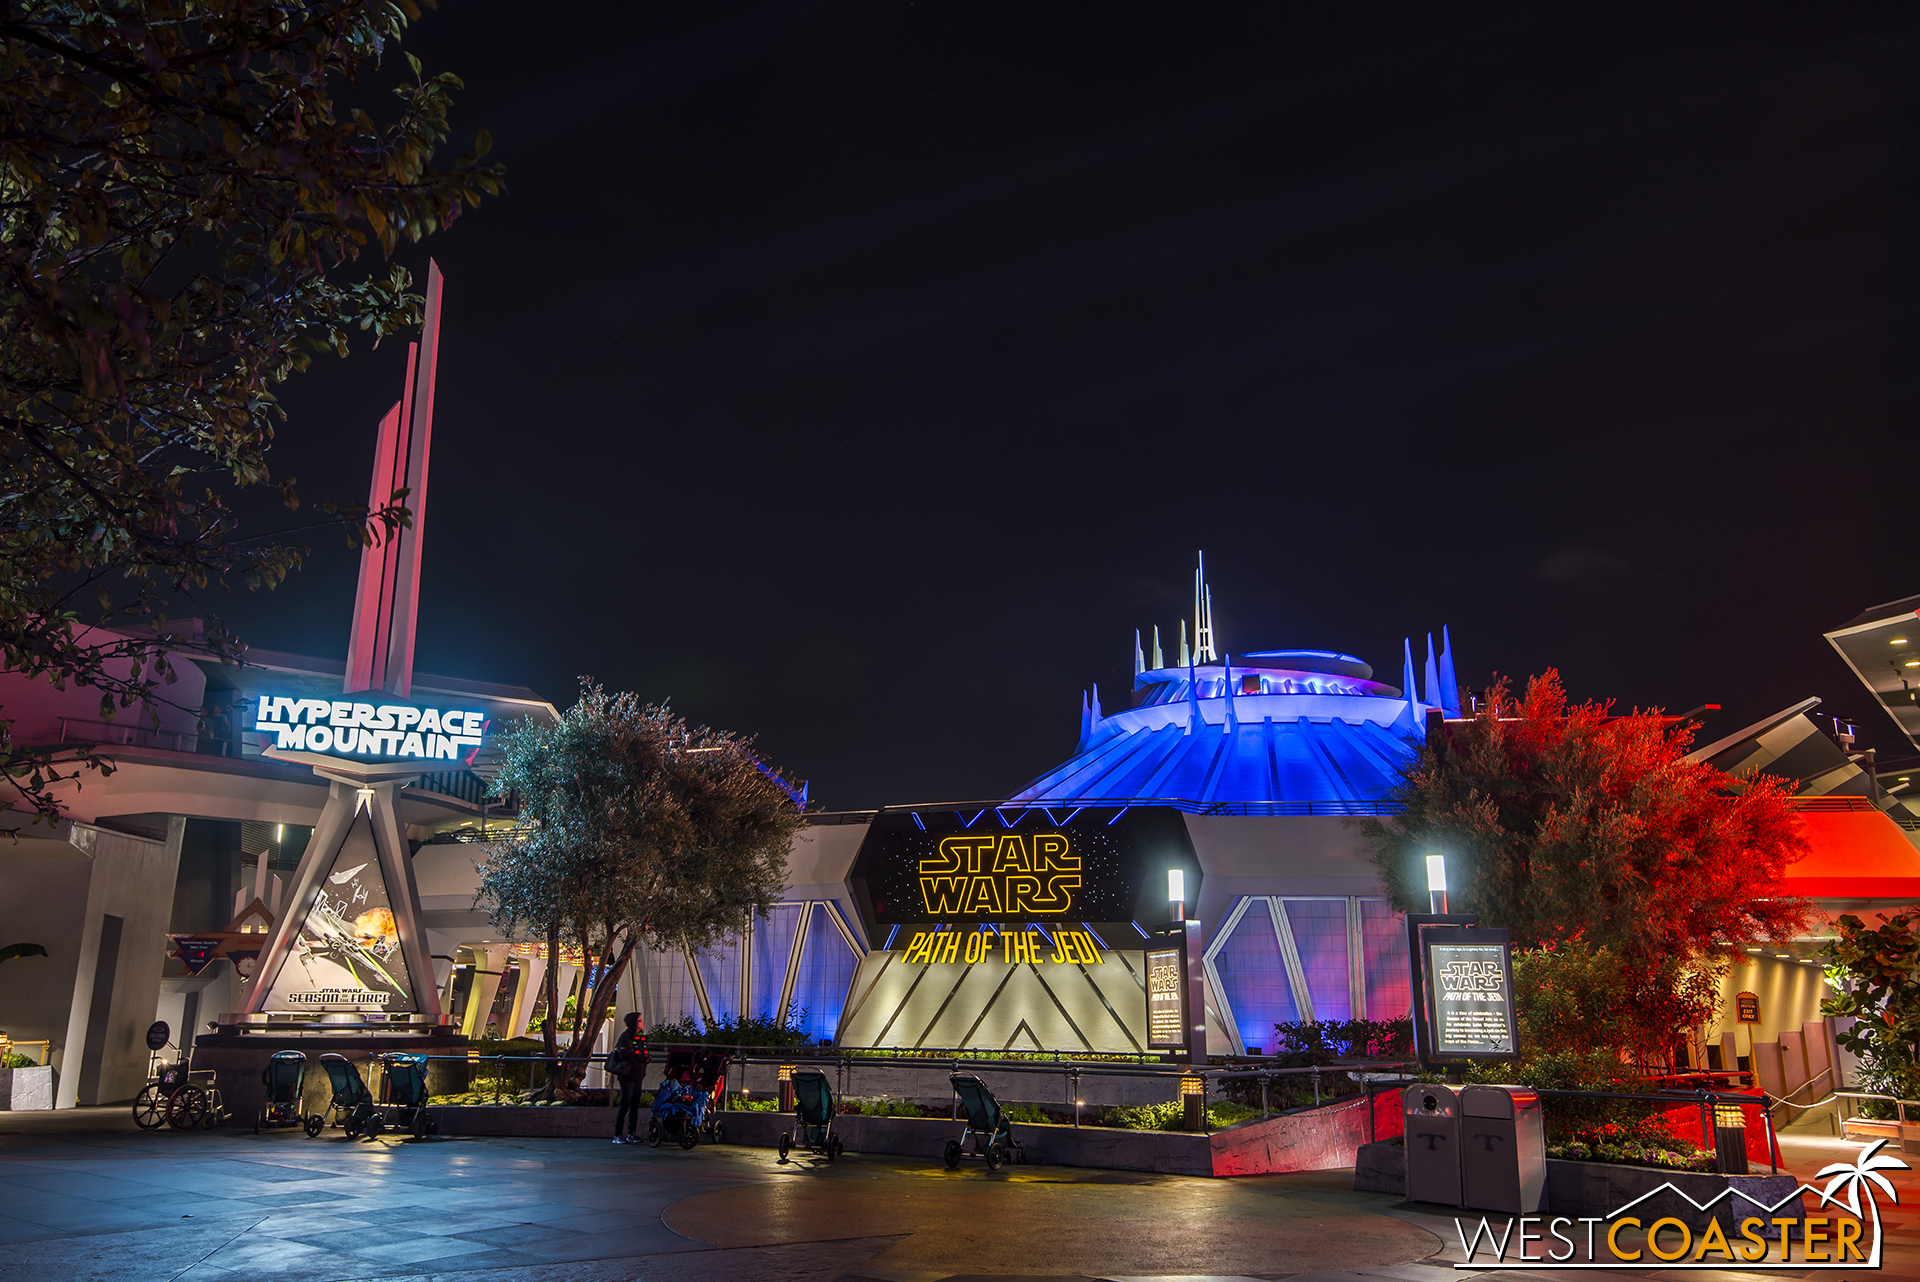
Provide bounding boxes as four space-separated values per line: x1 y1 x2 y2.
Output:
1194 551 1218 663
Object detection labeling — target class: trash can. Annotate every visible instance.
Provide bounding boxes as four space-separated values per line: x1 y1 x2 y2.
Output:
1459 1084 1546 1214
1403 1084 1462 1206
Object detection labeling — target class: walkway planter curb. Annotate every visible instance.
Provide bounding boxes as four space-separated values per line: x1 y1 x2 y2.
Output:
1351 1141 1808 1235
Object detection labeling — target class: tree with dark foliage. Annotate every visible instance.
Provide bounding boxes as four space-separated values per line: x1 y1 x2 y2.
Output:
0 0 502 826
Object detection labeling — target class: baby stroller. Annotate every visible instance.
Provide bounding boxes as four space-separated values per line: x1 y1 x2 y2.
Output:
944 1073 1025 1170
376 1051 439 1139
256 1050 307 1132
649 1074 705 1149
307 1053 379 1139
778 1068 842 1162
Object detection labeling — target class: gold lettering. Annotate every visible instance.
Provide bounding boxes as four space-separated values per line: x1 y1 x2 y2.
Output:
1646 1218 1691 1262
937 931 960 964
1692 1218 1732 1261
992 835 1031 873
1770 1220 1798 1259
962 877 1003 916
1608 1218 1641 1262
1804 1218 1828 1263
1736 1219 1768 1263
1836 1217 1864 1261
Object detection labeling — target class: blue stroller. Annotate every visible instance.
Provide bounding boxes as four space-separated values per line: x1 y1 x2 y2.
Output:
308 1053 379 1139
778 1068 842 1162
377 1052 438 1139
649 1073 705 1149
944 1073 1025 1170
256 1050 307 1132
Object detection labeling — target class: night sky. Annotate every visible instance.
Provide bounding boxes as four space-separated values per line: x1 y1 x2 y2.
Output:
201 6 1920 810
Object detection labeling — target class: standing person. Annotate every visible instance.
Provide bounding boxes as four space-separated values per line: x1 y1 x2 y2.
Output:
610 1012 649 1144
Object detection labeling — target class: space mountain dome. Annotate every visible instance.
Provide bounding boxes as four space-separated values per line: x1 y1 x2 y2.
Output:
1010 558 1462 811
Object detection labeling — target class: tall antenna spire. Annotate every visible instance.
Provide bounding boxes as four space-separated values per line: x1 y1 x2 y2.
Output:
1194 551 1218 663
1178 619 1190 669
1150 625 1164 670
1133 629 1145 677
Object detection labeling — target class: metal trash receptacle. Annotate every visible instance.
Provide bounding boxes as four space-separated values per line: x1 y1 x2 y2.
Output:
1459 1084 1546 1214
1403 1084 1462 1206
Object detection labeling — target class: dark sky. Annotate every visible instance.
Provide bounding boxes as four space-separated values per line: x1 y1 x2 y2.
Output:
203 5 1920 810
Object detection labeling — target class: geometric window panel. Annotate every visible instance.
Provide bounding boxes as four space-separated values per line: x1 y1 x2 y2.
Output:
1360 898 1411 1021
694 939 744 1024
1212 898 1299 1053
747 903 804 1021
790 904 857 1044
1283 898 1351 1022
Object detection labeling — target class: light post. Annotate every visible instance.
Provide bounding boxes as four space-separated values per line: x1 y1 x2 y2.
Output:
1168 868 1185 923
1425 854 1448 915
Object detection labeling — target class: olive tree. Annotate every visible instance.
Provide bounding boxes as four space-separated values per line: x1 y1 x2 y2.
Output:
475 684 805 1081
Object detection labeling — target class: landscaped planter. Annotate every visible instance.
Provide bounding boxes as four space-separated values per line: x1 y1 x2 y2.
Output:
0 1065 55 1110
1352 1140 1806 1235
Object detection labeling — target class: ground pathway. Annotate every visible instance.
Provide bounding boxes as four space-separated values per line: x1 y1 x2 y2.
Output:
0 1109 1906 1281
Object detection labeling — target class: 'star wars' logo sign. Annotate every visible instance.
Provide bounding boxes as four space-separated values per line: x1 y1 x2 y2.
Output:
918 834 1080 917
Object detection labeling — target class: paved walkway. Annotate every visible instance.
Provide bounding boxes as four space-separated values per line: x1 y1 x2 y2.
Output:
0 1109 1910 1281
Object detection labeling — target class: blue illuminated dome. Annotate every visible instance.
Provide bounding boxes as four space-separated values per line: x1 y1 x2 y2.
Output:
1009 559 1462 810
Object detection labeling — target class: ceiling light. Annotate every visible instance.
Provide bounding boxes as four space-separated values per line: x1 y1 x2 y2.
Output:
1746 947 1762 953
1775 953 1791 959
1908 661 1919 667
1895 638 1909 646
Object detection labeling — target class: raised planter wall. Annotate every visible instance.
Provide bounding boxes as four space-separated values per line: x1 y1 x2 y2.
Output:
1352 1141 1807 1236
0 1065 56 1110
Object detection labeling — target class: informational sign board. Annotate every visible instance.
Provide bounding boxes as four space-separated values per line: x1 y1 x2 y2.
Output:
146 1021 170 1051
1736 991 1761 1024
260 812 416 1012
849 804 1200 936
1404 911 1479 1064
1145 942 1187 1050
171 936 225 975
1418 926 1518 1061
254 692 485 765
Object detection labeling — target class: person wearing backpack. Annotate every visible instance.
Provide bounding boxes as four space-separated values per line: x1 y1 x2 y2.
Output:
609 1012 649 1144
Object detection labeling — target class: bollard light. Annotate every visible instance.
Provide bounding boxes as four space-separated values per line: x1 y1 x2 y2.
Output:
1425 854 1448 915
1168 868 1186 922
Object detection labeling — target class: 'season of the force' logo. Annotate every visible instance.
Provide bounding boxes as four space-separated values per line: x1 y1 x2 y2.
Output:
1455 1139 1909 1270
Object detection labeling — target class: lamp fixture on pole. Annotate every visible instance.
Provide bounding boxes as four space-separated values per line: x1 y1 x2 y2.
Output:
1425 854 1448 915
1168 868 1186 924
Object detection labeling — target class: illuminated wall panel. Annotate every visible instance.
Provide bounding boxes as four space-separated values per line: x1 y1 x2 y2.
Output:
792 903 856 1043
1284 898 1352 1022
1211 898 1298 1052
747 904 802 1021
1361 898 1411 1020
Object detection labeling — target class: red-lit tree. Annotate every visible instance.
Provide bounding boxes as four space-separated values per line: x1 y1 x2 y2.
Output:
1363 671 1810 1063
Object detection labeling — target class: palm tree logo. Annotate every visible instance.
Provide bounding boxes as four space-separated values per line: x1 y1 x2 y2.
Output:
1815 1138 1911 1268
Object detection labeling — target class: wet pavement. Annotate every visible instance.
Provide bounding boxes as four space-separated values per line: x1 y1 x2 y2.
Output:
0 1108 1906 1281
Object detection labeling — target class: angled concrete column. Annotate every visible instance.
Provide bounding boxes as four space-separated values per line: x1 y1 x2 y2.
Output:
460 946 510 1040
506 954 547 1041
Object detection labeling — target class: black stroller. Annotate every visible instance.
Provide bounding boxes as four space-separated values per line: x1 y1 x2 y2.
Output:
256 1050 307 1132
376 1051 438 1139
944 1073 1026 1170
777 1068 842 1162
308 1053 379 1139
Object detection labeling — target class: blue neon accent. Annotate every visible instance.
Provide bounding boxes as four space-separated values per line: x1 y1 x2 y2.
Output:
1081 923 1111 949
960 810 985 829
911 812 925 831
1131 921 1151 939
884 925 899 949
1106 806 1130 825
1029 923 1054 945
995 808 1018 828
